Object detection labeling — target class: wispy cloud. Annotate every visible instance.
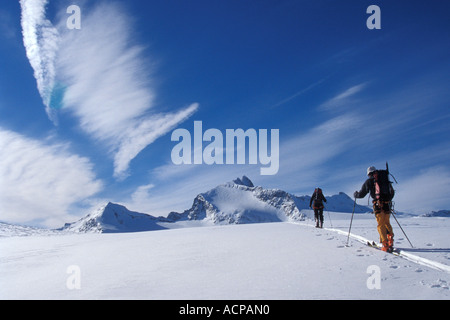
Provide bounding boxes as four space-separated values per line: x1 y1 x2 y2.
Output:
318 83 366 111
19 0 59 121
271 77 327 108
111 103 199 179
20 1 198 179
0 128 103 227
56 2 198 179
273 113 363 191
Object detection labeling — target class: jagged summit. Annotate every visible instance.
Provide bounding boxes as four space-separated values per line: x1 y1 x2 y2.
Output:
231 175 254 188
169 177 304 224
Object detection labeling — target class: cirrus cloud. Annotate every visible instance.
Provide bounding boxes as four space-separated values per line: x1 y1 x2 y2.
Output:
20 1 199 179
0 127 103 227
19 0 59 122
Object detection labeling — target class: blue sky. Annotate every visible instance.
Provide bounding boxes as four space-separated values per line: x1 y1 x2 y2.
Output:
1 0 449 227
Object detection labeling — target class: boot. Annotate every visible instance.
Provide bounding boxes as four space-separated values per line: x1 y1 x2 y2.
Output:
320 221 323 228
315 220 319 228
387 233 394 248
381 241 390 252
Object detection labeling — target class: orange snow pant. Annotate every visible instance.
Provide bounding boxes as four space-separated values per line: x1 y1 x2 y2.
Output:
373 200 394 243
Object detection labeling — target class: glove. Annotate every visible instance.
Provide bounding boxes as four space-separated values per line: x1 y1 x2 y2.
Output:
353 191 359 198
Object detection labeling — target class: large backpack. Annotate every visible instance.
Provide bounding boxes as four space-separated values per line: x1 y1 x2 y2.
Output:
313 188 324 208
314 188 322 198
373 163 396 201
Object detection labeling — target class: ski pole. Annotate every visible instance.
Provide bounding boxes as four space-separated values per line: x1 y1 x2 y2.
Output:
346 198 357 246
391 209 414 248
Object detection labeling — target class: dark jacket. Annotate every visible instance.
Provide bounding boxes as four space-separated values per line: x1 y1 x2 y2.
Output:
355 177 376 199
309 190 327 208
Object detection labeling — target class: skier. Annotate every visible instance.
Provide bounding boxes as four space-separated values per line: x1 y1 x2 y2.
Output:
309 187 327 228
354 166 394 252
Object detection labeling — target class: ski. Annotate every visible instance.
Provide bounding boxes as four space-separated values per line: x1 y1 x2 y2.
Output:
366 241 401 255
366 241 377 247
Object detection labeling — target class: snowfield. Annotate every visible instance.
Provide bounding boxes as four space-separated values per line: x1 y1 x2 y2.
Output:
1 178 449 299
1 213 449 300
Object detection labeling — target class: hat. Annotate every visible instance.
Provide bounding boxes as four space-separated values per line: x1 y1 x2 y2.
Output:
367 166 376 176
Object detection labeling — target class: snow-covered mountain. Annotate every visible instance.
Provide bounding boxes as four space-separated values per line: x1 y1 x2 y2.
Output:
60 175 372 233
61 202 169 233
62 176 307 233
421 210 450 217
168 175 305 224
166 176 371 225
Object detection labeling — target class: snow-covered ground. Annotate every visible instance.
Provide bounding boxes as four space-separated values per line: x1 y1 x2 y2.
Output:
1 212 449 300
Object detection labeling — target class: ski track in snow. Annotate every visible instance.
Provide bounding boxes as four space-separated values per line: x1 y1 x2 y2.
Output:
295 223 450 274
